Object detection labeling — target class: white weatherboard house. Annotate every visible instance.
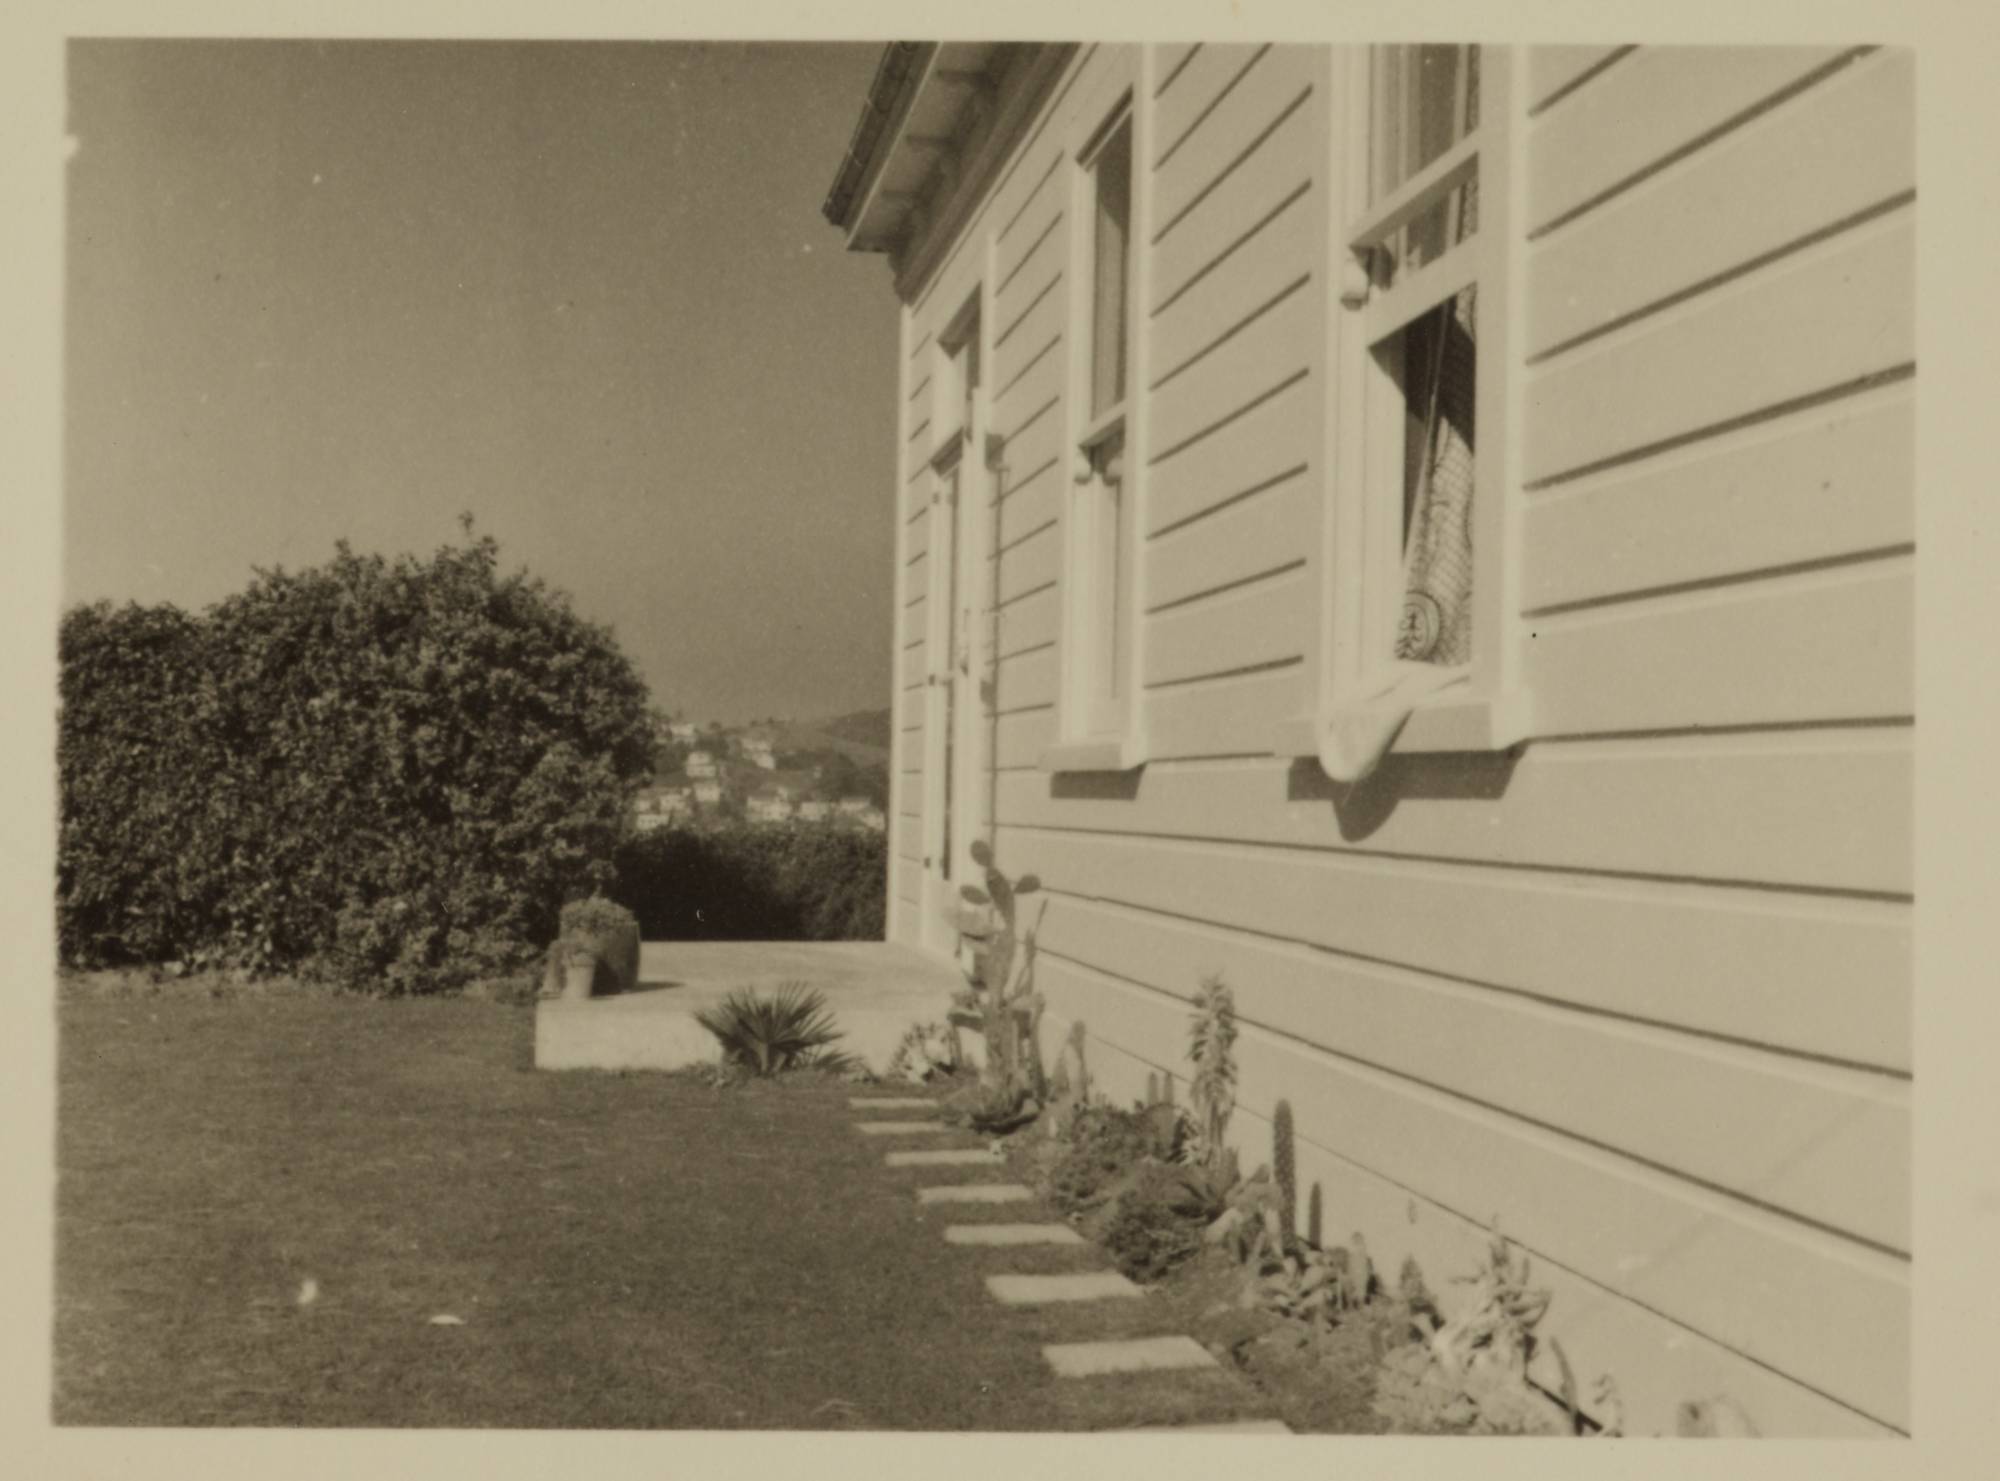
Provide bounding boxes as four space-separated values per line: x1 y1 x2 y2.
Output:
823 43 1911 1436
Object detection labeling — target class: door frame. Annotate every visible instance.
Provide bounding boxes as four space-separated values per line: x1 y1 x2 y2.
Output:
919 289 992 955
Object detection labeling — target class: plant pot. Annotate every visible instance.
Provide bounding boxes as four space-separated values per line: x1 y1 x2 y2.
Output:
561 957 598 1002
570 922 640 994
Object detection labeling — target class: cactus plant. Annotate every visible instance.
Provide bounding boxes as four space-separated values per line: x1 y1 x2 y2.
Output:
1272 1098 1298 1251
952 838 1049 1108
1399 1255 1440 1329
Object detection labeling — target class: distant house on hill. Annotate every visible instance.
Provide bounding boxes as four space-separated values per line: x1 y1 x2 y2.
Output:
691 777 723 807
685 749 719 780
746 786 795 824
632 782 693 833
833 797 888 834
823 41 1913 1437
738 771 811 827
742 734 778 769
797 799 833 823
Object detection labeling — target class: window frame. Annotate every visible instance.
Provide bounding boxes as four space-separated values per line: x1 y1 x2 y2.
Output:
924 294 985 887
1044 54 1154 774
1277 44 1533 768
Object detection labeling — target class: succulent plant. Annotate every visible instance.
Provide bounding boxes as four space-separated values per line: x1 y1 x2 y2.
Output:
1272 1098 1298 1251
953 838 1048 1108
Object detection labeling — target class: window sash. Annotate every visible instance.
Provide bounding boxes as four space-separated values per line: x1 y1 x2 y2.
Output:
1356 45 1483 678
1086 112 1134 422
1346 128 1481 259
1079 427 1131 738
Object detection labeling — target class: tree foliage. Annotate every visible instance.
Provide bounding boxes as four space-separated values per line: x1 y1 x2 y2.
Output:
57 530 655 992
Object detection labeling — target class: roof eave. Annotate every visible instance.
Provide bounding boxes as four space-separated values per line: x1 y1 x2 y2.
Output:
820 42 934 247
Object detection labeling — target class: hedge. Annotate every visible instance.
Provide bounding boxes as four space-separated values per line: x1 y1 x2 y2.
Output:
611 819 886 943
57 530 655 993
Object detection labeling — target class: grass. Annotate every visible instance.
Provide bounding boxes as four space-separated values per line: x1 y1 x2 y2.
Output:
54 984 1273 1430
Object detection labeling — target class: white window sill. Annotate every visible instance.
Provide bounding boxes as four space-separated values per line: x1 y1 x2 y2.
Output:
1039 734 1148 774
1273 687 1533 772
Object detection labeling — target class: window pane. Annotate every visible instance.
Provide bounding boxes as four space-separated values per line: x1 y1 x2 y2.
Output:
1372 46 1479 282
1396 287 1476 667
1089 117 1132 419
962 333 980 435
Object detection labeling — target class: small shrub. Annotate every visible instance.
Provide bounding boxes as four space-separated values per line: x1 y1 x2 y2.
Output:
942 1079 1038 1135
1101 1181 1205 1283
1166 1148 1241 1226
693 983 844 1076
1043 1103 1174 1213
559 895 638 939
612 819 885 941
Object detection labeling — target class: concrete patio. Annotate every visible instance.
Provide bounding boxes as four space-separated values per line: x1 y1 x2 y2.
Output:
534 940 966 1074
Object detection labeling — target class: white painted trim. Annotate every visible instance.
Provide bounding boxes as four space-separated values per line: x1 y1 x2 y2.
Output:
1038 734 1147 774
1052 47 1151 767
1272 686 1533 759
886 302 915 944
919 288 993 949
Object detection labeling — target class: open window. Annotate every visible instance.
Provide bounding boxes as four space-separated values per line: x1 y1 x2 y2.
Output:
1360 45 1481 676
1283 45 1531 780
1046 81 1150 773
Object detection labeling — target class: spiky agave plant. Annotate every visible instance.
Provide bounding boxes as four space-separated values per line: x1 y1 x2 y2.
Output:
693 982 844 1076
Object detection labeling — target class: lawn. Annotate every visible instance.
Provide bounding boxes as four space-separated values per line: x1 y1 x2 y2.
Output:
54 985 1269 1430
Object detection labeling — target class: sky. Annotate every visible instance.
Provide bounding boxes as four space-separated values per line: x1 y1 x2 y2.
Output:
63 39 901 725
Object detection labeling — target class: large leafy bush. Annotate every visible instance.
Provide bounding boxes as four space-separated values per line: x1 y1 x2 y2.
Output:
57 530 654 992
611 818 885 942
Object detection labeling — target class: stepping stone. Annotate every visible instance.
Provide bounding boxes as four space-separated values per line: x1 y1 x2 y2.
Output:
1118 1419 1292 1433
1042 1335 1218 1377
886 1148 1001 1167
849 1096 936 1109
917 1183 1035 1206
944 1223 1085 1247
853 1120 945 1136
986 1271 1141 1305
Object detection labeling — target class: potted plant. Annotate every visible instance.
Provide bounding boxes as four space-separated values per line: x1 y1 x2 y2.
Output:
540 896 640 999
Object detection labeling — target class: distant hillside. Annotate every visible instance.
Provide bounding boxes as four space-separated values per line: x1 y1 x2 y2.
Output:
814 707 892 751
766 709 890 767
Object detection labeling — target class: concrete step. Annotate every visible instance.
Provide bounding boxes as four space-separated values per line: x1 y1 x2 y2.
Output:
944 1223 1085 1247
849 1096 937 1109
1117 1418 1292 1433
886 1148 1002 1168
853 1120 946 1136
916 1183 1035 1206
986 1271 1141 1306
1042 1335 1219 1378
